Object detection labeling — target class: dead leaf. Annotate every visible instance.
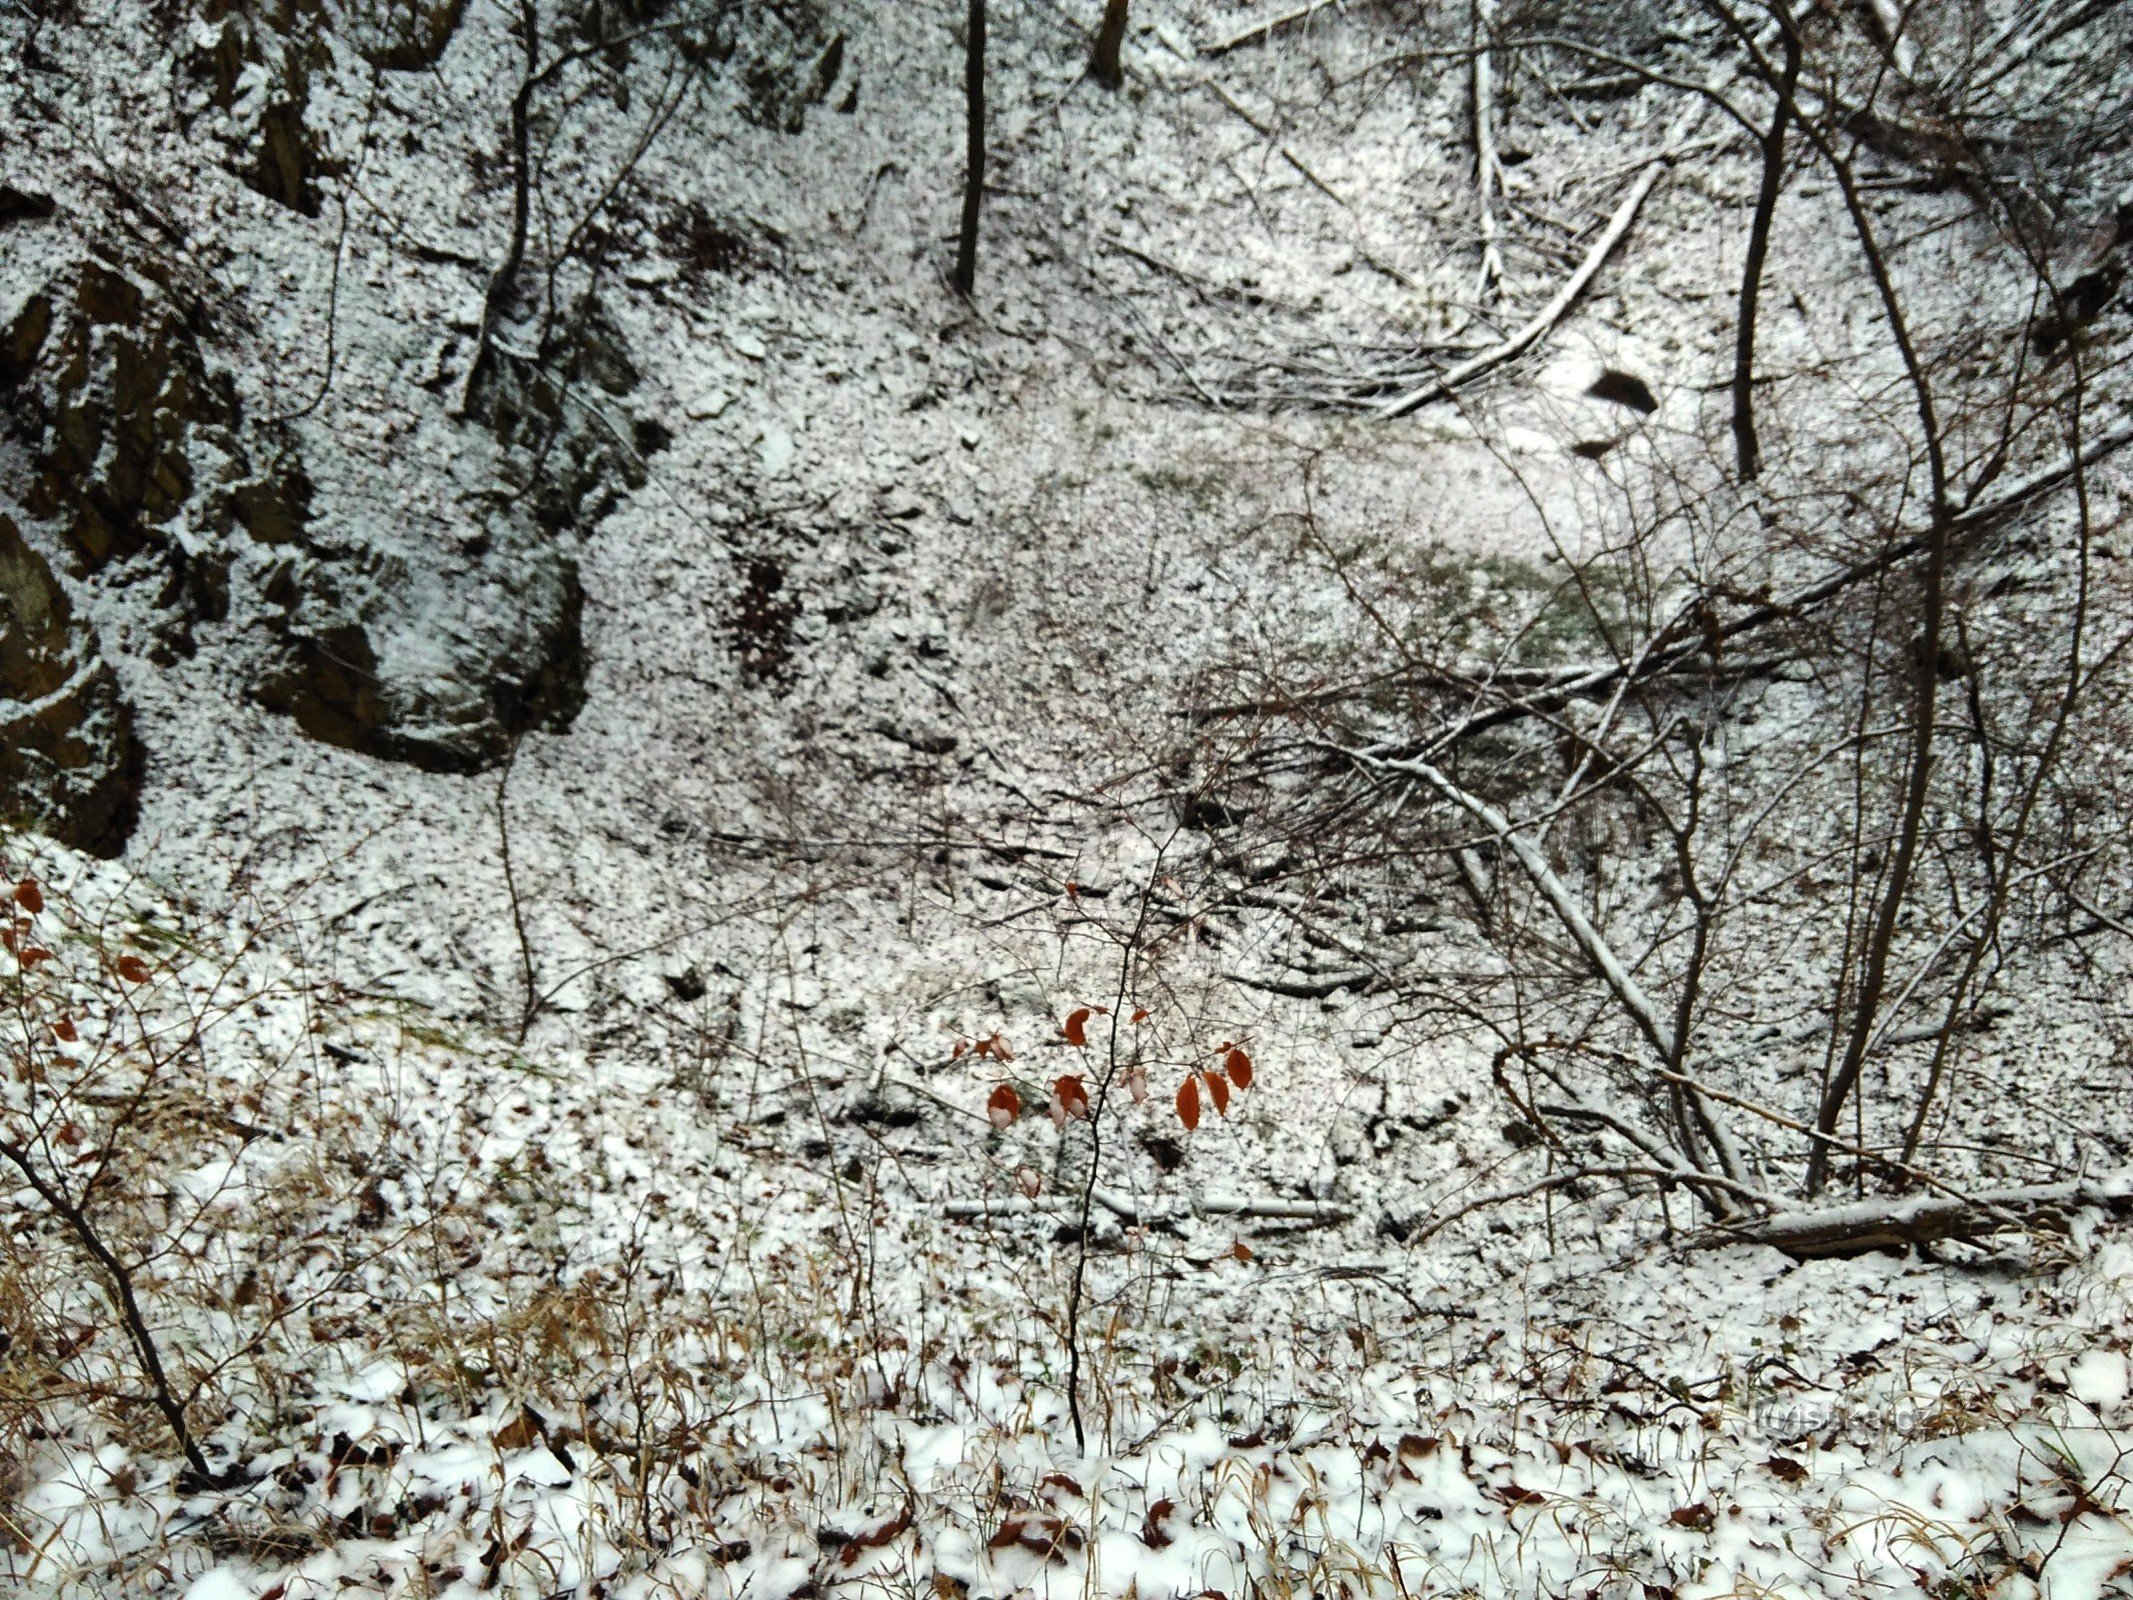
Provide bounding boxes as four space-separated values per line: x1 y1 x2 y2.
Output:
987 1084 1021 1128
115 954 151 984
13 880 42 915
1139 1497 1176 1549
838 1503 913 1565
1177 1075 1201 1131
1063 1007 1091 1047
1224 1046 1253 1088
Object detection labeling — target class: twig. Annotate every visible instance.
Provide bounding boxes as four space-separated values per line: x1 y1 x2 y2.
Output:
1203 80 1349 208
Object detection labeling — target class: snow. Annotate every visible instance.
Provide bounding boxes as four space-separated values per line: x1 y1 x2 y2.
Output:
6 0 2133 1593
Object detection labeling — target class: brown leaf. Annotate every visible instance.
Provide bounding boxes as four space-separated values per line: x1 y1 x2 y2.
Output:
988 1513 1077 1561
51 1017 77 1043
1766 1456 1807 1483
1669 1503 1715 1531
13 880 43 915
19 947 51 968
1205 1070 1230 1116
115 954 151 984
987 1084 1021 1129
1016 1166 1043 1198
1055 1074 1090 1119
1039 1471 1084 1500
1063 1007 1091 1047
1224 1047 1253 1089
1130 1007 1150 1024
1177 1075 1201 1131
838 1503 912 1565
1230 1240 1253 1262
1140 1497 1176 1549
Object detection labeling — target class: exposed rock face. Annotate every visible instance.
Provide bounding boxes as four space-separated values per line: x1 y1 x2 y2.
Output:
252 511 588 773
186 0 330 216
0 513 139 856
349 0 470 71
2 255 597 775
17 262 241 577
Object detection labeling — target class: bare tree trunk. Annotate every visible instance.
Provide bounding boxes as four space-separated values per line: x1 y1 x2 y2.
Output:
1092 0 1129 90
1731 18 1800 479
953 0 986 298
1472 0 1505 301
460 0 540 413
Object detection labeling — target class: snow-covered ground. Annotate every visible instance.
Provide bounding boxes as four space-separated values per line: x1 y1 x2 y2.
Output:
4 831 2132 1598
5 0 2133 1593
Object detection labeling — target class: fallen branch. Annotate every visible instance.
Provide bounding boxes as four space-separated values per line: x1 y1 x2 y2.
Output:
1376 155 1668 418
1350 747 1751 1195
1693 1169 2133 1258
1204 0 1340 56
943 1190 1351 1226
1379 412 2133 754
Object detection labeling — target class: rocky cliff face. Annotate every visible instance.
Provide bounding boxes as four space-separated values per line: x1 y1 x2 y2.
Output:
0 511 139 854
0 0 835 833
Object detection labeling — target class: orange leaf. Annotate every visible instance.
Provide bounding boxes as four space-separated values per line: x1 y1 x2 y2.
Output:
1205 1070 1230 1116
115 955 151 984
1224 1047 1253 1089
51 1017 78 1043
1130 1007 1150 1024
1230 1240 1253 1262
1063 1007 1091 1047
13 879 43 915
1055 1074 1090 1119
987 1084 1021 1129
1177 1075 1201 1131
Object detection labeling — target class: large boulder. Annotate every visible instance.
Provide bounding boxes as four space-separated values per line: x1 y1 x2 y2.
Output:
0 513 139 856
252 511 588 773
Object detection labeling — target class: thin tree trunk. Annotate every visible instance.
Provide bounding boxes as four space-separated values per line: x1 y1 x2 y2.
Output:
1792 107 1954 1195
1472 0 1505 300
1731 20 1800 479
460 0 539 413
1092 0 1129 90
953 0 986 297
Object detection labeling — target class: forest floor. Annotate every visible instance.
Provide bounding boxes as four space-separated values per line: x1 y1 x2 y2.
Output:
3 0 2132 1594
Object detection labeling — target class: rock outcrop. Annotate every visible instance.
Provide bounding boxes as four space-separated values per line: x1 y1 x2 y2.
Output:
0 513 140 856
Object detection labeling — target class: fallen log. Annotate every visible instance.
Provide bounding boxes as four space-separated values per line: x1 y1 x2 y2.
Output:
1692 1169 2133 1258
